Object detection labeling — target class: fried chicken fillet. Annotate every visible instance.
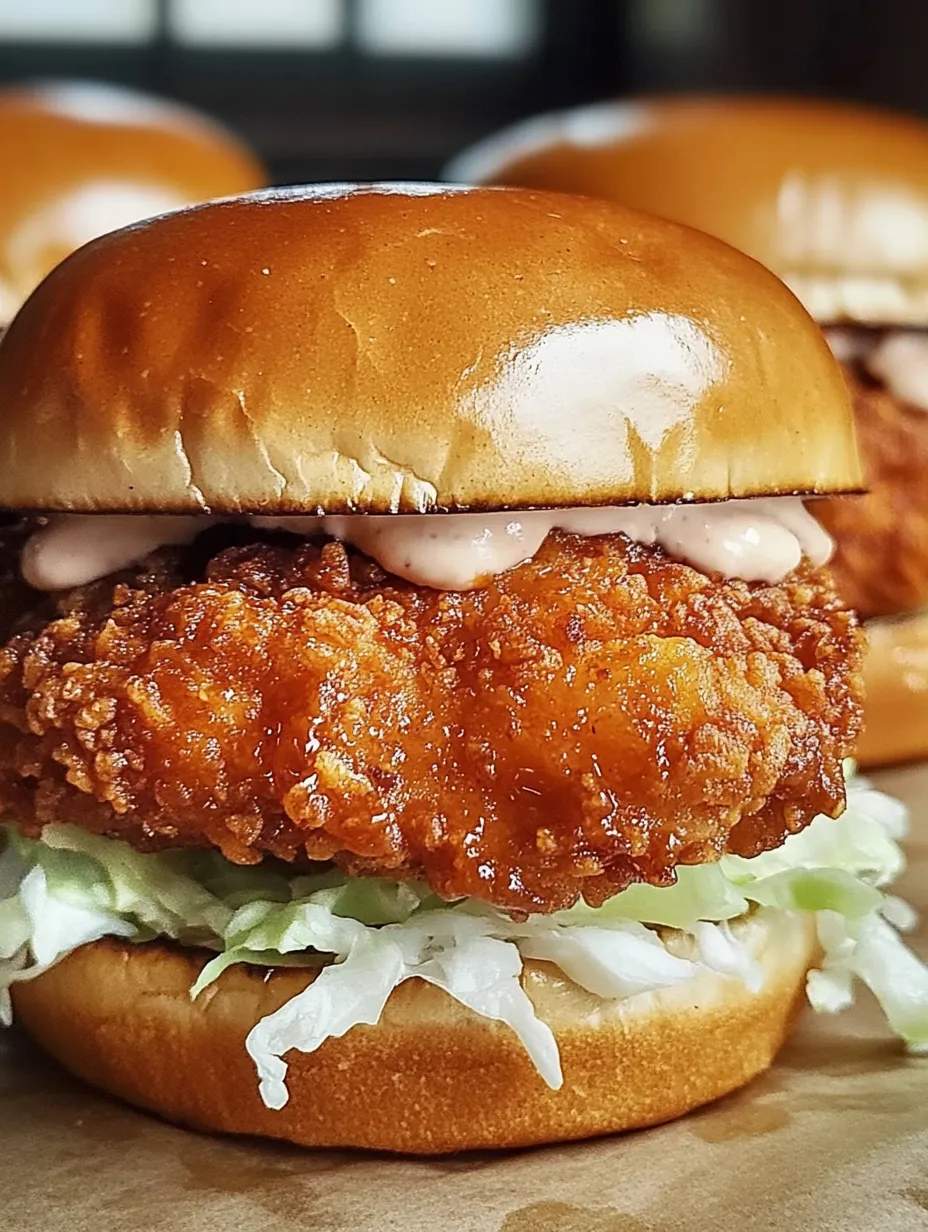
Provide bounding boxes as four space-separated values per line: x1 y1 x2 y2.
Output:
0 530 863 915
813 361 928 620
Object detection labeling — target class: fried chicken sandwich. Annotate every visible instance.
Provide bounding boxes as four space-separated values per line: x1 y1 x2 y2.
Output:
0 185 925 1154
451 97 928 766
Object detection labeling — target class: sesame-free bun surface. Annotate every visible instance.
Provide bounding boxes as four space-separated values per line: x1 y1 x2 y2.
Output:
450 97 928 326
857 612 928 768
0 184 860 514
12 910 815 1154
0 80 264 320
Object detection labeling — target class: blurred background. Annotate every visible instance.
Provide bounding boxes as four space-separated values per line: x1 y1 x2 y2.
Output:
1 0 927 184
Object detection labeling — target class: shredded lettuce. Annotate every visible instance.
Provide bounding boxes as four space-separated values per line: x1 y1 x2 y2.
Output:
1 770 926 1107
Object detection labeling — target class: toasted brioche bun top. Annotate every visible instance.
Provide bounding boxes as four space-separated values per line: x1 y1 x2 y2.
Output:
449 97 928 327
0 79 264 319
0 184 860 514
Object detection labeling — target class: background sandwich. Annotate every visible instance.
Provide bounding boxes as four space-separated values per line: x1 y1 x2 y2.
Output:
0 78 264 325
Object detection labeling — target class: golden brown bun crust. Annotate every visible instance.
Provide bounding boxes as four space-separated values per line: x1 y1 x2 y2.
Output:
857 612 928 768
0 185 860 514
0 80 264 318
12 911 816 1154
452 97 928 326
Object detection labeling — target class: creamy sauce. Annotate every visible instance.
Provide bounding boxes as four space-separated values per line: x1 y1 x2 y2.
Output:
20 515 216 592
866 333 928 412
21 499 832 593
825 327 928 411
822 328 871 365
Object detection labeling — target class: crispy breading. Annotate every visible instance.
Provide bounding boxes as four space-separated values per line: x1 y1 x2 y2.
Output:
0 532 863 914
813 364 928 619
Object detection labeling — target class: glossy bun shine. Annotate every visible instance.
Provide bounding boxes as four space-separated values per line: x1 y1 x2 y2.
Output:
0 184 860 514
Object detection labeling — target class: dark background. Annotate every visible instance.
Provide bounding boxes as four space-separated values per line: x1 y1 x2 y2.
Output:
1 0 927 184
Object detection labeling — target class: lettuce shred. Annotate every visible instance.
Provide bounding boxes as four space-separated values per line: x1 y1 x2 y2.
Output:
1 769 926 1109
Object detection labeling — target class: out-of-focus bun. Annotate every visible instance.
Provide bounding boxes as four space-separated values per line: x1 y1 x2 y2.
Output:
857 612 928 767
0 79 264 319
450 97 928 326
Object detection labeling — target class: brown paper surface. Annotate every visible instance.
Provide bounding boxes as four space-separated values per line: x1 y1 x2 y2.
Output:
2 764 928 1232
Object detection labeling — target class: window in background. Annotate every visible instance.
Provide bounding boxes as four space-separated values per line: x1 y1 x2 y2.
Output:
0 0 156 42
356 0 539 59
627 0 718 52
169 0 345 49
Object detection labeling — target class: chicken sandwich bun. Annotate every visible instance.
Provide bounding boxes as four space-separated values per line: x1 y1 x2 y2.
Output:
0 185 925 1154
451 98 928 767
0 78 264 323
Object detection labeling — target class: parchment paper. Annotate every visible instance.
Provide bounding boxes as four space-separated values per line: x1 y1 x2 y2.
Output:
3 764 928 1232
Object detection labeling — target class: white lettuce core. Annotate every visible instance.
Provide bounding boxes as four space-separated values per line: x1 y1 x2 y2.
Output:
1 768 927 1111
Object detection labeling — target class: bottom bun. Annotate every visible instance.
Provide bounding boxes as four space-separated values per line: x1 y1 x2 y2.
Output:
13 910 816 1154
857 611 928 769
